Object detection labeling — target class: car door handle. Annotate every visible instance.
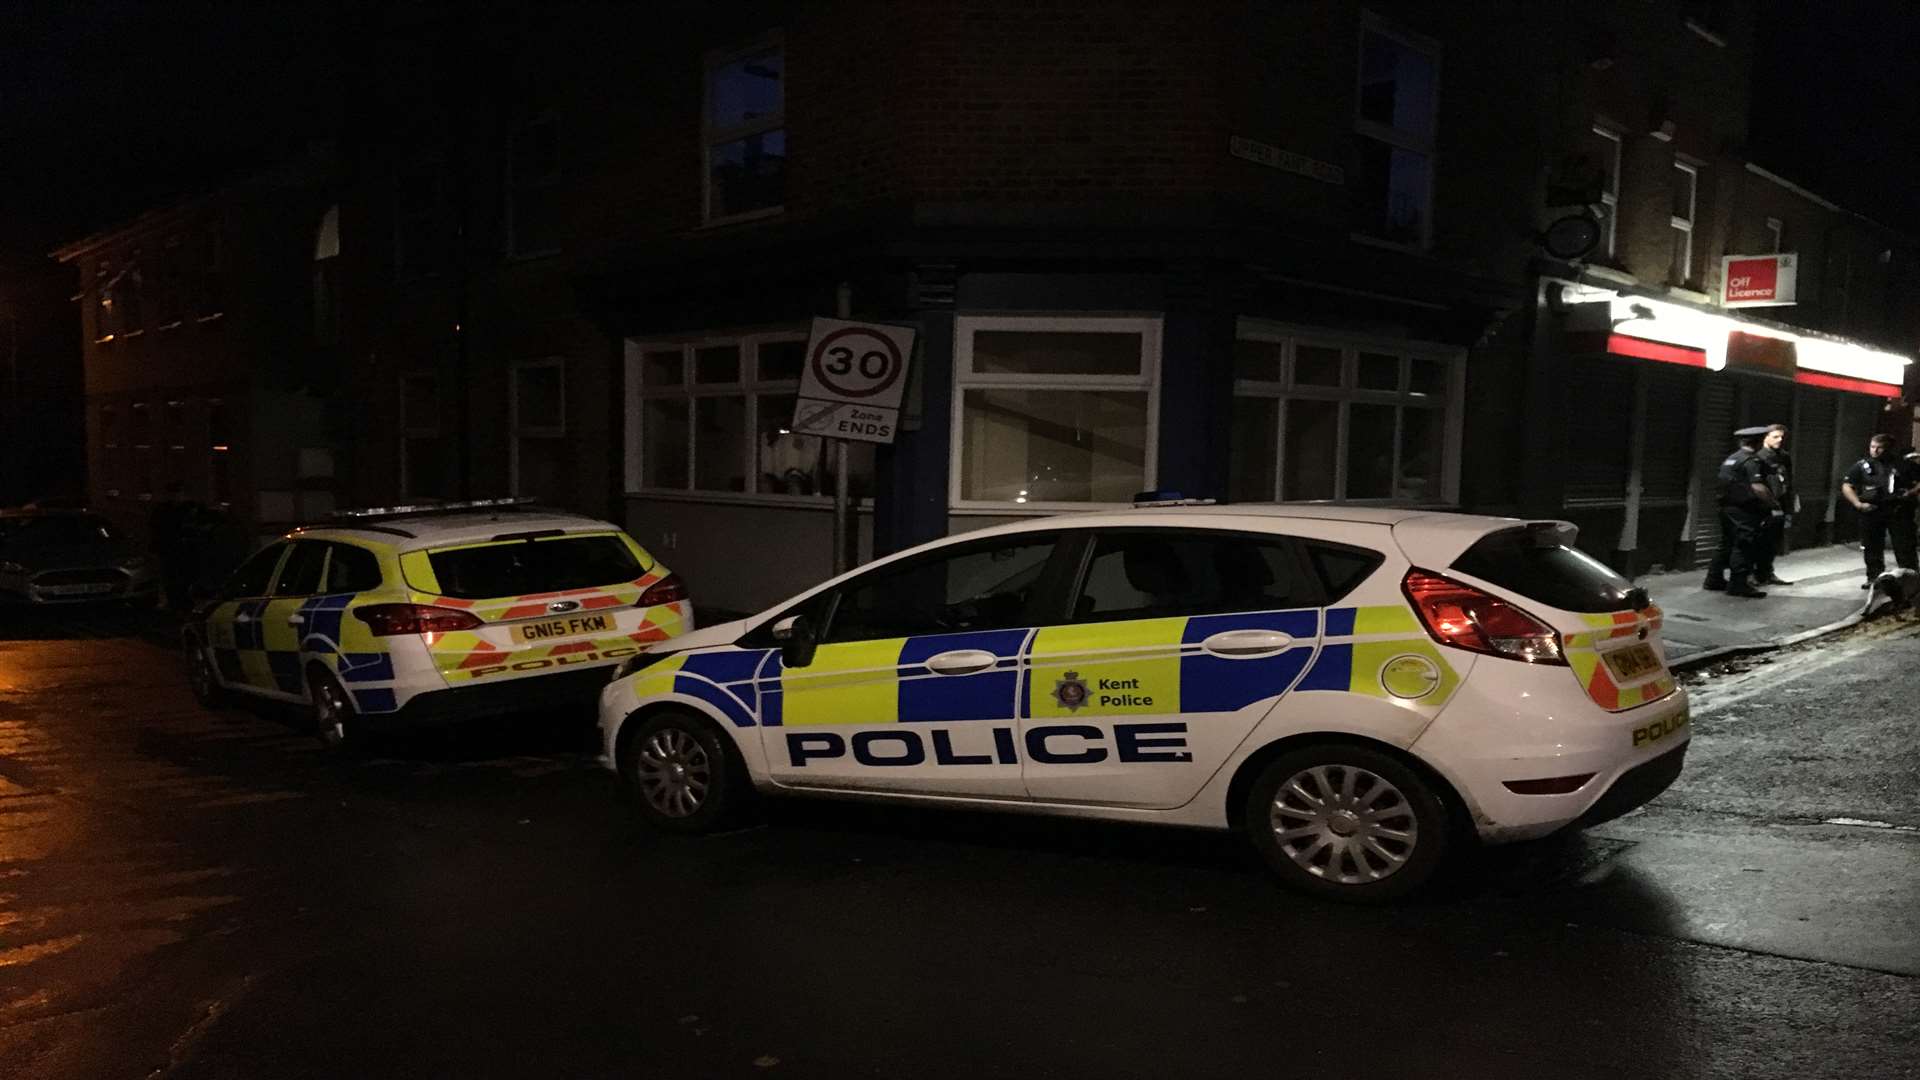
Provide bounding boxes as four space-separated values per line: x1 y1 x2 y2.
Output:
285 615 306 627
1200 629 1293 657
924 649 998 676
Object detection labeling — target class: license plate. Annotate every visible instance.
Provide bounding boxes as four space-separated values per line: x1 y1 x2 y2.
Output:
1603 643 1662 682
510 614 614 644
41 584 113 597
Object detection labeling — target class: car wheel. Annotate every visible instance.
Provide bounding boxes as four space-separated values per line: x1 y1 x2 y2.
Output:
184 635 228 707
309 670 364 752
1243 743 1449 903
620 711 749 834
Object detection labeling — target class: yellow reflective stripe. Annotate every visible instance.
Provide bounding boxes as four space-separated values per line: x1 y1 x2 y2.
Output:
780 639 902 725
1028 617 1184 660
400 550 441 594
1028 618 1183 719
1352 606 1419 635
628 653 689 701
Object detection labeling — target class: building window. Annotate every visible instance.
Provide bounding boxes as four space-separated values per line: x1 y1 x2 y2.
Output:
194 227 225 320
120 256 145 335
314 205 340 344
130 402 154 499
1765 216 1784 254
155 236 184 328
1228 325 1459 505
94 262 115 342
400 373 447 498
1590 126 1623 259
704 40 785 223
98 406 120 497
1670 161 1698 286
952 316 1161 509
208 398 232 506
511 359 566 498
164 400 187 495
507 110 561 256
630 334 872 499
1353 16 1439 248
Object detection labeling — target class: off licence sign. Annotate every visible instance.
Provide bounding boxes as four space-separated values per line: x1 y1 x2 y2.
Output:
1721 252 1797 308
791 318 916 445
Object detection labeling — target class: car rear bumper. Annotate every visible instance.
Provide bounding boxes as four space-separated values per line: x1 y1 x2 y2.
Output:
363 665 615 729
3 578 158 604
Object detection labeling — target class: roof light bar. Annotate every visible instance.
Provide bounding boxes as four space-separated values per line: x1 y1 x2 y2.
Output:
329 497 540 520
1131 490 1219 508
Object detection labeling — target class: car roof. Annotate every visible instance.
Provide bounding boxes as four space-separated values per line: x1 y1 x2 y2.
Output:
0 507 105 519
290 511 621 550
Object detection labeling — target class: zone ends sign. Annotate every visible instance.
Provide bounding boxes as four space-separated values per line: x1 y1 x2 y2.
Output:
792 317 917 445
1721 253 1798 308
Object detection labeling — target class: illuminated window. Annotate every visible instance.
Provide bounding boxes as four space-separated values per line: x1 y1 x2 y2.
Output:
1590 126 1623 259
629 334 870 498
952 316 1160 509
1354 15 1439 248
1670 162 1698 286
1229 325 1459 505
704 39 785 222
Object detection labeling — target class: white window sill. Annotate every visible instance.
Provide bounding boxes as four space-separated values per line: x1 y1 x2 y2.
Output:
626 488 876 511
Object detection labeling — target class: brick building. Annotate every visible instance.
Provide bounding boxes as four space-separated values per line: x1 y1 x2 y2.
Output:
52 151 345 542
324 0 1916 611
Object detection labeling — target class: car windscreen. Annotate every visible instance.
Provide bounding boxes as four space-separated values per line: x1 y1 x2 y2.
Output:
0 515 122 548
424 534 645 600
1450 524 1639 613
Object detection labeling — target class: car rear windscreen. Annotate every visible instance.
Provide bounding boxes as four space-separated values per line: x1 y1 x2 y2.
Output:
425 535 644 600
1450 525 1638 613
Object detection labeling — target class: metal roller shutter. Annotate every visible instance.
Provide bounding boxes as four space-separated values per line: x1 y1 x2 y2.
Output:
1642 364 1697 503
1792 386 1836 509
1743 377 1794 430
1691 377 1736 556
1564 359 1635 505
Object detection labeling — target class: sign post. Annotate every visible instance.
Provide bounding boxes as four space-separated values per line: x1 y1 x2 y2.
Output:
794 314 916 575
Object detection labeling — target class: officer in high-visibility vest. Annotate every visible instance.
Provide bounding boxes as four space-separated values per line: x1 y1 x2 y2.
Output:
1702 426 1778 598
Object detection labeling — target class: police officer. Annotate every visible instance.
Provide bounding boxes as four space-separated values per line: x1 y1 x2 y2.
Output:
1702 425 1777 598
1753 423 1796 586
1842 433 1920 588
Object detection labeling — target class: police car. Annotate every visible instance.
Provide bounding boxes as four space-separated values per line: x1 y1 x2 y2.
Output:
183 499 692 746
597 502 1688 900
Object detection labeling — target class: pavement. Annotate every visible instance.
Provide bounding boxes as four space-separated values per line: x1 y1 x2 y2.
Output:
1637 542 1880 670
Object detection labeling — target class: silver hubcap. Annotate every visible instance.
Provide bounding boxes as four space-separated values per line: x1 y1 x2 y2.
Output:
314 682 348 745
1269 764 1419 885
188 647 212 696
635 728 711 818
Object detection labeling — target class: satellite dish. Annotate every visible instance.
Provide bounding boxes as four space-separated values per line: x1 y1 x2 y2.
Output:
1542 212 1602 261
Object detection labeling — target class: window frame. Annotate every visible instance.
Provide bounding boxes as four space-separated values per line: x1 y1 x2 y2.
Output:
813 530 1078 644
399 371 442 500
510 357 567 497
1056 526 1328 624
1592 125 1623 259
949 314 1164 514
626 330 868 506
1353 11 1442 251
1230 320 1464 506
1764 216 1783 254
1670 160 1699 286
701 35 786 227
271 540 333 598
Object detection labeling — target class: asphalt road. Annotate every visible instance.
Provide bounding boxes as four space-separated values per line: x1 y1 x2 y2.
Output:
1 605 1916 1080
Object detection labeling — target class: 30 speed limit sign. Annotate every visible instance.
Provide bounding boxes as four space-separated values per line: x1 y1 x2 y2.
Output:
791 318 917 444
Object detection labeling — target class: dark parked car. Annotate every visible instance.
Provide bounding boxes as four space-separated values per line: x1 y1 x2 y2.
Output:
0 509 159 606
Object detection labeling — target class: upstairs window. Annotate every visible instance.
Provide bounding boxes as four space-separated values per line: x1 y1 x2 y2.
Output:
155 236 184 328
704 40 785 222
394 159 443 280
1354 16 1439 248
314 205 340 344
194 227 225 320
507 110 561 256
1670 161 1698 286
1589 126 1623 259
1764 216 1784 254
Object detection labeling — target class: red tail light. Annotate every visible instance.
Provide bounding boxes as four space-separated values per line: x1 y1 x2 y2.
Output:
352 603 484 636
1402 569 1566 665
637 572 689 607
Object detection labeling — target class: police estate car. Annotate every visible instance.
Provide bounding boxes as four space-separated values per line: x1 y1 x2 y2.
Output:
598 504 1688 900
183 499 692 747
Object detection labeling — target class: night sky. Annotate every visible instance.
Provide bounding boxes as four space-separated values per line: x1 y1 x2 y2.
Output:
1 1 1916 271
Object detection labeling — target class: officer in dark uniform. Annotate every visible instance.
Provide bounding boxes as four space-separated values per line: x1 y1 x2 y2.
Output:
1754 423 1795 586
1702 425 1777 598
1841 433 1920 588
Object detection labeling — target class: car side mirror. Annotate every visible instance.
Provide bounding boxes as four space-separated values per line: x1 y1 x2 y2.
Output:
773 613 818 669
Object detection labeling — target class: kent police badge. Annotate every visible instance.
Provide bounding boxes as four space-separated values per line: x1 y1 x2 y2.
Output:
1052 670 1089 712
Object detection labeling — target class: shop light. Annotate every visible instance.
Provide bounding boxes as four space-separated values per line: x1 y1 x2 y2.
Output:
1593 291 1911 384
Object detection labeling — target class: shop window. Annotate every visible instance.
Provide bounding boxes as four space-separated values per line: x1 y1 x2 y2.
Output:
631 334 871 499
507 110 561 256
704 40 785 222
1229 327 1458 505
400 373 447 498
953 316 1160 509
1590 126 1623 259
1670 161 1698 287
1354 16 1439 248
511 359 566 499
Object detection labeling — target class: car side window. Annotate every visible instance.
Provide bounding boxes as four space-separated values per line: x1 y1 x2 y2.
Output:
272 542 331 597
1302 541 1384 603
324 543 384 593
224 543 287 599
822 535 1059 644
1072 531 1312 622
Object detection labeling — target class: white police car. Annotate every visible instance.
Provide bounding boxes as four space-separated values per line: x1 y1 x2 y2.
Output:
598 503 1688 900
